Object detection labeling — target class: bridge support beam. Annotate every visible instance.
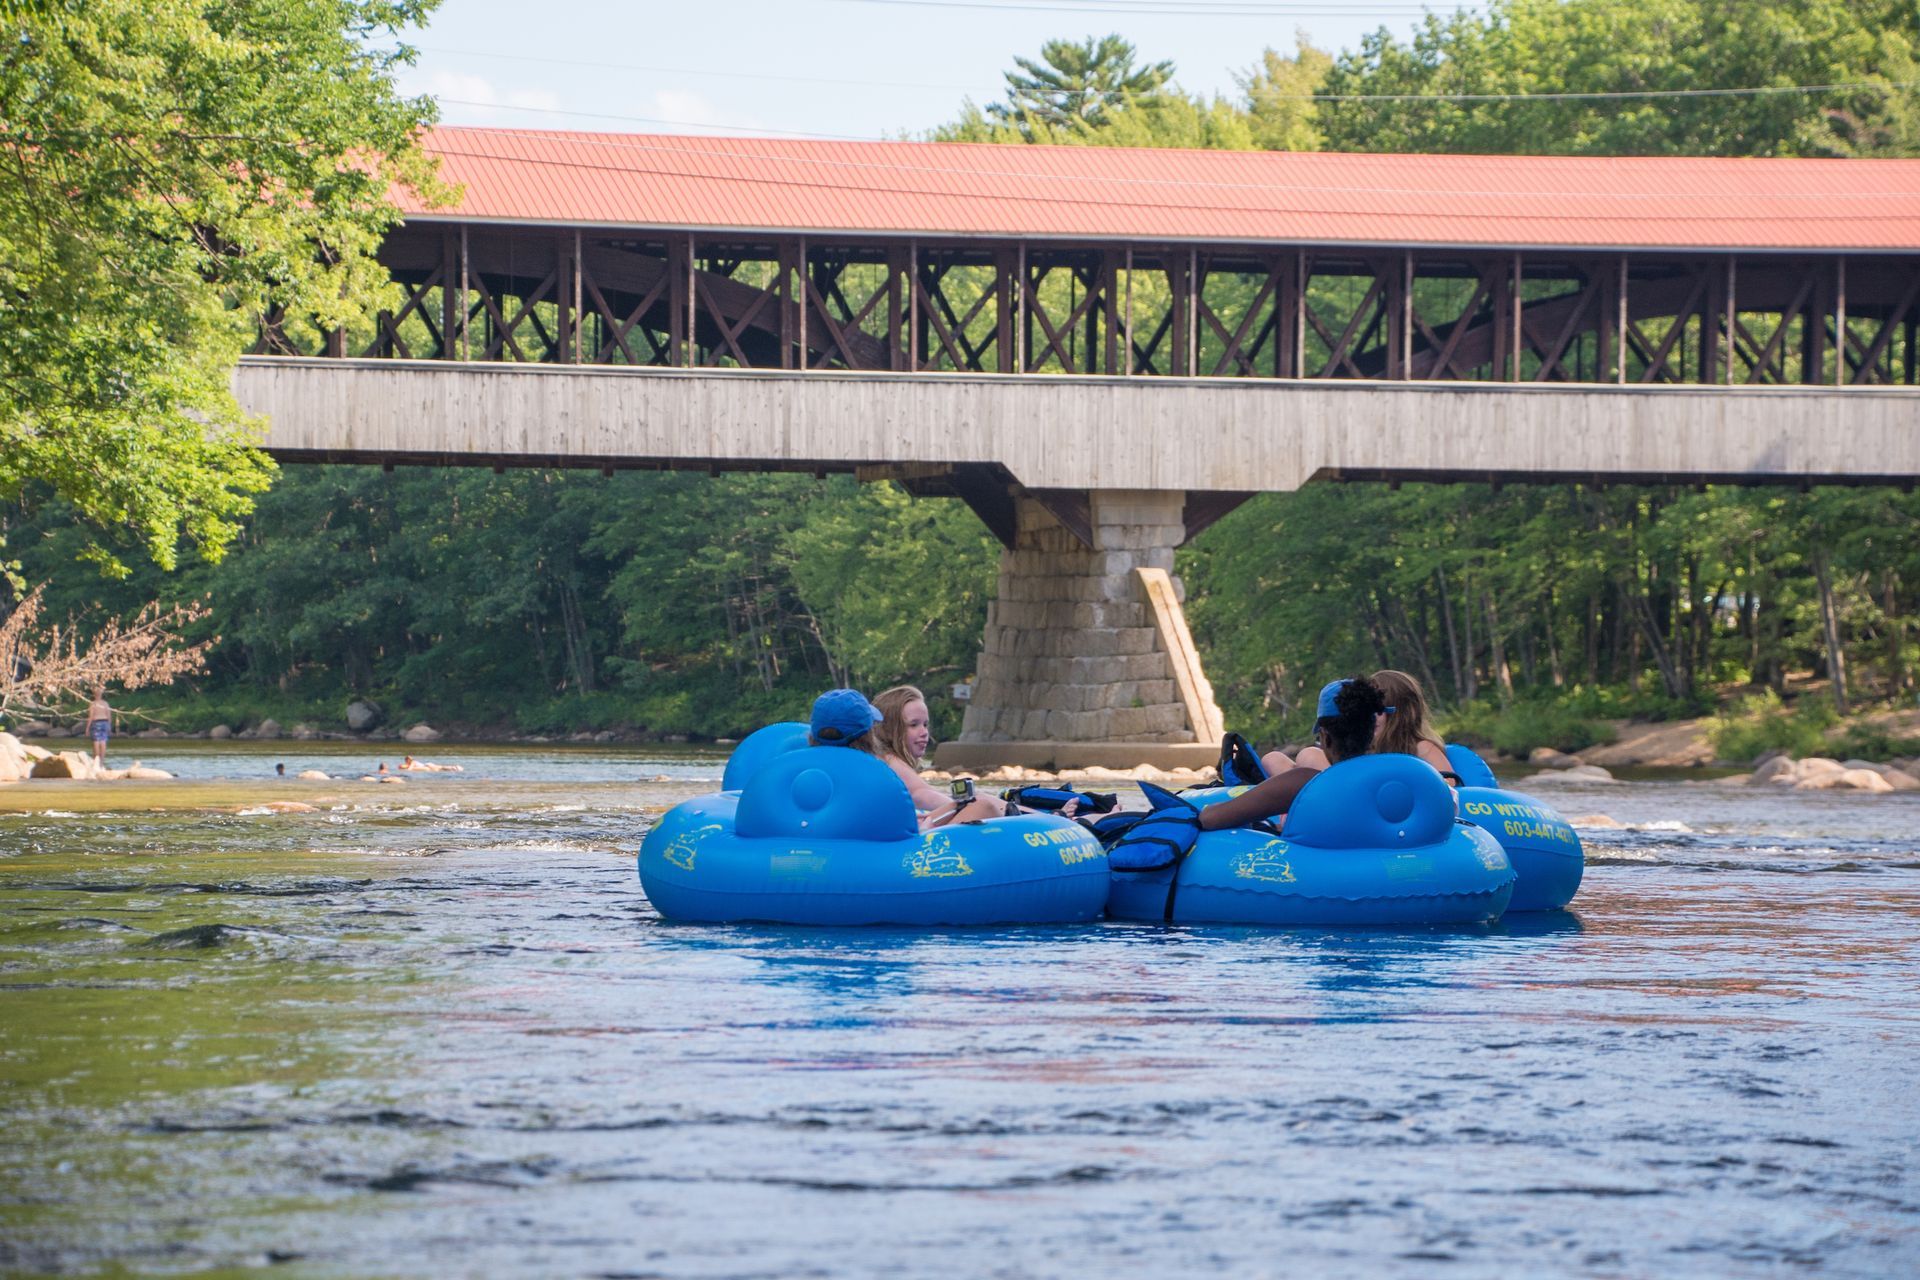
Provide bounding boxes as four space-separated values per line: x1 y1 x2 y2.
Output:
940 490 1226 772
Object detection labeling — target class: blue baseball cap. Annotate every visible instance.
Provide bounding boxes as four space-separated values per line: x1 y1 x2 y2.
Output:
809 688 882 745
1315 679 1350 719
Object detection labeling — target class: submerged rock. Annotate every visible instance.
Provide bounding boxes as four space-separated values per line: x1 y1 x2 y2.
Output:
1566 813 1625 828
1522 764 1616 784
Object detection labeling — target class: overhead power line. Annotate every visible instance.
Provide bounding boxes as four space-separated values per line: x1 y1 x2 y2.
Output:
1305 80 1920 103
417 46 994 95
415 43 1917 109
435 100 881 142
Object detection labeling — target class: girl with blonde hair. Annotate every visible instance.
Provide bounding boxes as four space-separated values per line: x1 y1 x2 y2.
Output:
861 685 1005 826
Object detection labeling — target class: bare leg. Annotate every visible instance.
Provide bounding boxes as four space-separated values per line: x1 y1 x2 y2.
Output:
1293 745 1330 772
1260 749 1294 775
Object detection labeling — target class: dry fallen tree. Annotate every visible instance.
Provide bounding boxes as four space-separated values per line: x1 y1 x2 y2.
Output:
0 585 215 720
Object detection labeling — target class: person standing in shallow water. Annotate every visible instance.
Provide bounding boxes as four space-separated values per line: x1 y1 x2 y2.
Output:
86 687 113 766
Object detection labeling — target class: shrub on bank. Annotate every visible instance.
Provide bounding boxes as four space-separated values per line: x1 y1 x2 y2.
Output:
1709 691 1836 762
1439 699 1615 758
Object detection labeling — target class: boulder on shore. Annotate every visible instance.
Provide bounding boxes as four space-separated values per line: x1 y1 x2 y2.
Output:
254 718 283 740
1750 755 1799 785
1881 768 1920 791
1796 768 1894 792
346 700 383 732
13 720 52 738
290 723 319 740
1797 757 1844 778
0 732 31 783
30 750 96 780
208 724 232 740
402 723 441 743
1528 747 1585 768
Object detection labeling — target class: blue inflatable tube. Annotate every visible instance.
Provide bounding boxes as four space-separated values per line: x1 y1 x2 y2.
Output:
639 737 1110 925
1444 745 1584 912
1107 755 1516 927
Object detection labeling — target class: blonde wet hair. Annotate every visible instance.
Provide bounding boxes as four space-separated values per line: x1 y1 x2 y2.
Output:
862 684 931 768
1372 669 1444 759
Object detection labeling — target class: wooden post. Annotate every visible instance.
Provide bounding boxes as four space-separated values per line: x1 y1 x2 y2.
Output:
1724 256 1737 385
1616 256 1628 384
1123 247 1135 376
1016 243 1028 373
1397 252 1413 380
440 229 459 360
459 225 471 361
994 247 1016 374
787 237 803 371
908 241 921 372
887 244 906 372
683 234 697 368
1510 252 1523 382
1167 247 1182 372
1293 250 1307 378
1188 247 1200 375
1835 258 1848 386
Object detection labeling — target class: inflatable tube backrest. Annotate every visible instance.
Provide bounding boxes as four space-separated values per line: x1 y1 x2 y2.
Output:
734 745 919 842
722 721 812 791
1444 743 1499 790
1281 754 1455 850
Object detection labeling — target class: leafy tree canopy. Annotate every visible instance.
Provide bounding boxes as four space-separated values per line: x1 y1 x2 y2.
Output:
0 0 446 581
1315 0 1917 156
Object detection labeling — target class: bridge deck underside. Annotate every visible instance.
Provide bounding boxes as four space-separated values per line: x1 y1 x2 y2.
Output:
253 224 1920 390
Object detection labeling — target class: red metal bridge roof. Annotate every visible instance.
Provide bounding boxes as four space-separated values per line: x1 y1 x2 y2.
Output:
412 126 1920 254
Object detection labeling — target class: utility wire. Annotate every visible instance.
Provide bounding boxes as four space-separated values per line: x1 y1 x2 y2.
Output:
414 43 1918 107
435 99 879 142
417 46 994 95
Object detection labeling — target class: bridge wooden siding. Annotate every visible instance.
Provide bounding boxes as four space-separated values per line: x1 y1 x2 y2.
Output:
276 224 1920 389
237 356 1920 502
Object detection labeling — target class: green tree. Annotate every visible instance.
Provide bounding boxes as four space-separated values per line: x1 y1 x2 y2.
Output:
0 0 445 580
1237 34 1334 151
986 35 1174 138
1317 0 1912 157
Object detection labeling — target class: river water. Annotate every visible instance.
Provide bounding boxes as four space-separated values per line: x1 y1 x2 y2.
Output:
2 744 1916 1277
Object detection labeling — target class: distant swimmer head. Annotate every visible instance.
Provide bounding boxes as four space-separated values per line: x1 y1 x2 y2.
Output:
809 688 883 747
1313 676 1387 764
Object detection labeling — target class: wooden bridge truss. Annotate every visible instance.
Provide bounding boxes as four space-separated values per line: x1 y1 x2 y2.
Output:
256 222 1920 387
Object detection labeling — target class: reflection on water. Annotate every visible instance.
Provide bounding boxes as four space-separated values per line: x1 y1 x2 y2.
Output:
1 763 1917 1277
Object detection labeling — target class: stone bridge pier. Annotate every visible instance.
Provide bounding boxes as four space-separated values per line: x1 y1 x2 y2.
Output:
937 489 1228 772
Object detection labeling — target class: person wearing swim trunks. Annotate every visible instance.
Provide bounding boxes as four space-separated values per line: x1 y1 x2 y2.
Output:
86 687 113 766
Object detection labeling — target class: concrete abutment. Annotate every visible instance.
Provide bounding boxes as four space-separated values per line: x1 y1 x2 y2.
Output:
942 490 1225 771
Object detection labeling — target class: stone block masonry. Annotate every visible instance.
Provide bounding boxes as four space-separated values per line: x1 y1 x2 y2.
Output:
958 490 1224 746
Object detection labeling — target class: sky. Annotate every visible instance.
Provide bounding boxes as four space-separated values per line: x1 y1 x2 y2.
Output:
394 0 1477 141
